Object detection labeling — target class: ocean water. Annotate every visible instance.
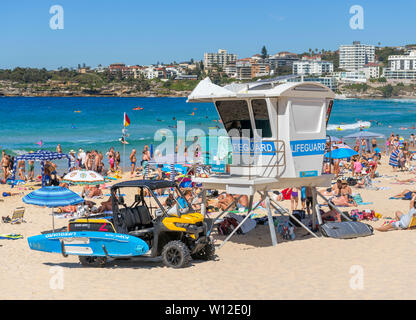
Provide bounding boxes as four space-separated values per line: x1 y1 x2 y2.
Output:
0 96 415 158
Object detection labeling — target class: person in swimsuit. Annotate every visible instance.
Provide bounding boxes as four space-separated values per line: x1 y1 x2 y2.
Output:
115 151 121 170
17 160 26 181
141 146 151 178
1 152 9 181
291 187 299 211
130 149 137 178
28 160 35 181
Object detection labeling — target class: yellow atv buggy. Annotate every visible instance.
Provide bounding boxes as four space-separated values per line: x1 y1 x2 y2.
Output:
68 180 214 268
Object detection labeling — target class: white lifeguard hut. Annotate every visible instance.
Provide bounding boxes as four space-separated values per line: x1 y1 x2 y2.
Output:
187 77 338 246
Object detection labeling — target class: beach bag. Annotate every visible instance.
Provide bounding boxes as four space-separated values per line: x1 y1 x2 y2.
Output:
217 217 241 236
290 210 306 227
277 221 295 240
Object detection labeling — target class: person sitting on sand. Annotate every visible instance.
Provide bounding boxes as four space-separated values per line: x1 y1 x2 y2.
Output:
320 208 341 222
233 194 249 210
96 196 114 213
217 192 236 211
376 193 416 231
82 185 103 198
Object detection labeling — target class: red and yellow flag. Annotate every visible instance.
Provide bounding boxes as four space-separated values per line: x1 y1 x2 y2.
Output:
124 112 130 127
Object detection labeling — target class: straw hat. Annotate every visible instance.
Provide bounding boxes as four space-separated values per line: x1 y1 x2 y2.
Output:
70 150 75 154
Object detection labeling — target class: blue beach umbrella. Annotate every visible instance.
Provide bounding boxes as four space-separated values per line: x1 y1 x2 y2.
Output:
23 186 84 231
324 147 358 159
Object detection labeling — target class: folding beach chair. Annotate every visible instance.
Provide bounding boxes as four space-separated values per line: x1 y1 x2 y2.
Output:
11 207 25 224
408 215 416 230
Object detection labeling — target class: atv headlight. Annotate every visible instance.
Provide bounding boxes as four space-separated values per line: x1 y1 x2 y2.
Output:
174 223 190 229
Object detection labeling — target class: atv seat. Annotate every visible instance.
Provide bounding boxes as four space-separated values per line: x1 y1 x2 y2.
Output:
121 205 153 231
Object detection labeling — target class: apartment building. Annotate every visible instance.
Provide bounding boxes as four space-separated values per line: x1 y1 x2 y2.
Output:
204 49 237 69
339 41 375 71
292 56 333 76
384 50 416 80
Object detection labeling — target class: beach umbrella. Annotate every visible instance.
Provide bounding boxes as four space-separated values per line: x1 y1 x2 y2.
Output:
327 136 342 142
23 186 84 231
343 131 386 139
62 170 104 185
324 147 358 159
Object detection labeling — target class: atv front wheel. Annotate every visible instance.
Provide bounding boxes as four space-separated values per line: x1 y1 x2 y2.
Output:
78 256 107 268
162 240 191 268
191 242 215 261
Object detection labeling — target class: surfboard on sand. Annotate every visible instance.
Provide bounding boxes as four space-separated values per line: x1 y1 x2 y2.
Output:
27 231 149 257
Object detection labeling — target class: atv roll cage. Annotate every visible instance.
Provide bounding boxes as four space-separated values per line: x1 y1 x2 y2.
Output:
110 180 193 223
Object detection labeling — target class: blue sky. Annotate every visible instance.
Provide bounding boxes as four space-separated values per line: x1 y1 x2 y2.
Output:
0 0 415 69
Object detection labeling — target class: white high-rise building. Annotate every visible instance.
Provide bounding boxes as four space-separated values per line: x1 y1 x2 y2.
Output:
339 41 375 71
204 49 237 69
384 51 416 80
292 56 333 76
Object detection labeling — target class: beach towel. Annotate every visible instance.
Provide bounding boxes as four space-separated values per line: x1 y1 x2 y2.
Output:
281 188 292 200
0 233 23 240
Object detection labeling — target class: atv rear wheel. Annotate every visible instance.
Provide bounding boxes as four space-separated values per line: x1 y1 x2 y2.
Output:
191 242 215 261
79 256 107 268
162 240 191 268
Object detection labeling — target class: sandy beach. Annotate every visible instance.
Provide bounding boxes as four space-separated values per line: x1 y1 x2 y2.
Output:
1 155 415 300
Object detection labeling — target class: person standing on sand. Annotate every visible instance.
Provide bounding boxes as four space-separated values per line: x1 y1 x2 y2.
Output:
141 146 151 178
17 160 26 181
115 151 121 170
1 151 9 181
130 149 137 178
28 160 35 181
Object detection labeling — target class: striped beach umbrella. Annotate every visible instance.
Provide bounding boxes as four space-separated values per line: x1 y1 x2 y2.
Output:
62 170 104 185
23 186 84 208
23 186 84 231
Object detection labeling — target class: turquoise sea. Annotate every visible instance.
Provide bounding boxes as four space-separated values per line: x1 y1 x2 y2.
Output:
0 96 415 162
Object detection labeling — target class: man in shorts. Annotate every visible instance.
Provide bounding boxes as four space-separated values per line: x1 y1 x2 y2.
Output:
376 193 416 231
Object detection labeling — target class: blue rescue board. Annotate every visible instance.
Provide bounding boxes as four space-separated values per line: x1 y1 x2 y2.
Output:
27 231 149 257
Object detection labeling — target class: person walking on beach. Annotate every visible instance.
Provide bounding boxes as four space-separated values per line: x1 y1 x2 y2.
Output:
17 160 26 181
1 151 9 181
78 149 86 169
115 151 121 170
28 160 35 181
410 133 415 148
130 149 137 178
141 146 151 179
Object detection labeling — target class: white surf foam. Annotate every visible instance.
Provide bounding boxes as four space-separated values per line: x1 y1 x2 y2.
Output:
327 121 371 131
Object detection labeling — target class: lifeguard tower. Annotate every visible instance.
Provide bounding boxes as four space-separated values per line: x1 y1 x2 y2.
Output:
187 77 337 246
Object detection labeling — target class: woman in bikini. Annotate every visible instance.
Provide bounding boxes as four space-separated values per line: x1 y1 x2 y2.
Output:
291 187 299 211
